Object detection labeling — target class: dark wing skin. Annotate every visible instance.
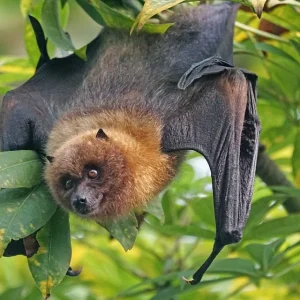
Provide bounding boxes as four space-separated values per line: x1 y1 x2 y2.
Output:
0 55 85 154
162 56 260 284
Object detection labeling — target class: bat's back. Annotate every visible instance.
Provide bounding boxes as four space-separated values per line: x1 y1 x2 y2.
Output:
72 3 238 118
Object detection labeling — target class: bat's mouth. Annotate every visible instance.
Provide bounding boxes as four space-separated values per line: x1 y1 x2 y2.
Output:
72 193 104 216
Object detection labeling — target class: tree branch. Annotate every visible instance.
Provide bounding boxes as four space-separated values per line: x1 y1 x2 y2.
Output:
256 145 300 213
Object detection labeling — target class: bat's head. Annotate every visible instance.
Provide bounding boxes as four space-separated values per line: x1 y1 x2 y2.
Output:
44 128 135 219
44 126 178 220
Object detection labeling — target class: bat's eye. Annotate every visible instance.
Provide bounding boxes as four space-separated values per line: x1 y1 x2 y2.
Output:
88 169 98 179
65 179 74 190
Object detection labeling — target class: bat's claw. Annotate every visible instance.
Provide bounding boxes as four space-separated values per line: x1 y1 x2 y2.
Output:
182 276 192 284
66 266 82 277
182 276 199 285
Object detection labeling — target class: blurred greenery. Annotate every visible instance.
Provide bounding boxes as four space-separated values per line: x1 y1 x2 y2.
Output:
0 0 300 299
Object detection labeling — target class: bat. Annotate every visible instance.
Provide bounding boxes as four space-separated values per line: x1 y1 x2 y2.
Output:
0 2 260 284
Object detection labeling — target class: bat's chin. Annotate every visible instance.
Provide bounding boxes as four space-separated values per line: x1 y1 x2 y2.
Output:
73 204 101 218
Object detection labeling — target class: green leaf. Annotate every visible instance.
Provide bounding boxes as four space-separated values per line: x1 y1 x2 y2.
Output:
208 258 260 278
245 215 300 240
270 186 300 197
61 0 69 8
0 57 34 86
41 0 75 51
0 151 43 188
154 224 215 239
99 213 138 251
74 45 87 61
132 0 184 32
235 21 288 43
291 39 300 57
28 209 71 298
244 239 284 272
244 195 285 233
0 184 57 257
24 19 40 67
77 0 172 34
118 267 234 299
144 197 165 224
292 132 300 187
0 86 10 95
0 287 24 300
161 190 177 225
256 43 300 65
262 5 300 31
151 277 236 300
190 196 215 229
75 0 105 25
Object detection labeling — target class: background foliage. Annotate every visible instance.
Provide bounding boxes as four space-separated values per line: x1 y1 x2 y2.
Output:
0 0 300 299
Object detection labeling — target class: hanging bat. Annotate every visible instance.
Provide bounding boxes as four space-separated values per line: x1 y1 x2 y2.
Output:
0 2 260 284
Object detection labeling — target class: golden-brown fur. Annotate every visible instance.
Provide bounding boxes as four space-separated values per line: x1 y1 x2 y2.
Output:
44 109 181 219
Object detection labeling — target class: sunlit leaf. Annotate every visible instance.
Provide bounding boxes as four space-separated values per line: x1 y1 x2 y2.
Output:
74 45 87 61
20 0 34 17
250 0 267 18
0 151 43 188
0 86 10 95
132 0 184 32
235 21 289 43
0 184 57 257
262 5 300 31
267 0 300 9
28 209 71 298
0 57 34 86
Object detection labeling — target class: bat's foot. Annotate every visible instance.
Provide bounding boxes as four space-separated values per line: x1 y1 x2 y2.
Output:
66 266 82 276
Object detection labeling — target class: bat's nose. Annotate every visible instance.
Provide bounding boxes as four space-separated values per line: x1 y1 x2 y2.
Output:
72 197 88 214
77 198 87 205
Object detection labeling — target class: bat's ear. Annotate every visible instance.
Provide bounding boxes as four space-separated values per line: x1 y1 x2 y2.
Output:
46 156 54 163
28 15 49 70
96 129 109 140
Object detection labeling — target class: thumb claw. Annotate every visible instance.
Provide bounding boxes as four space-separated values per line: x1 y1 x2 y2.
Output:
66 266 82 277
182 276 192 285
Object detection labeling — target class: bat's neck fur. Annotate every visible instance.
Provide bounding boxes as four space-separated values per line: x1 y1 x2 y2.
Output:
46 109 179 215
